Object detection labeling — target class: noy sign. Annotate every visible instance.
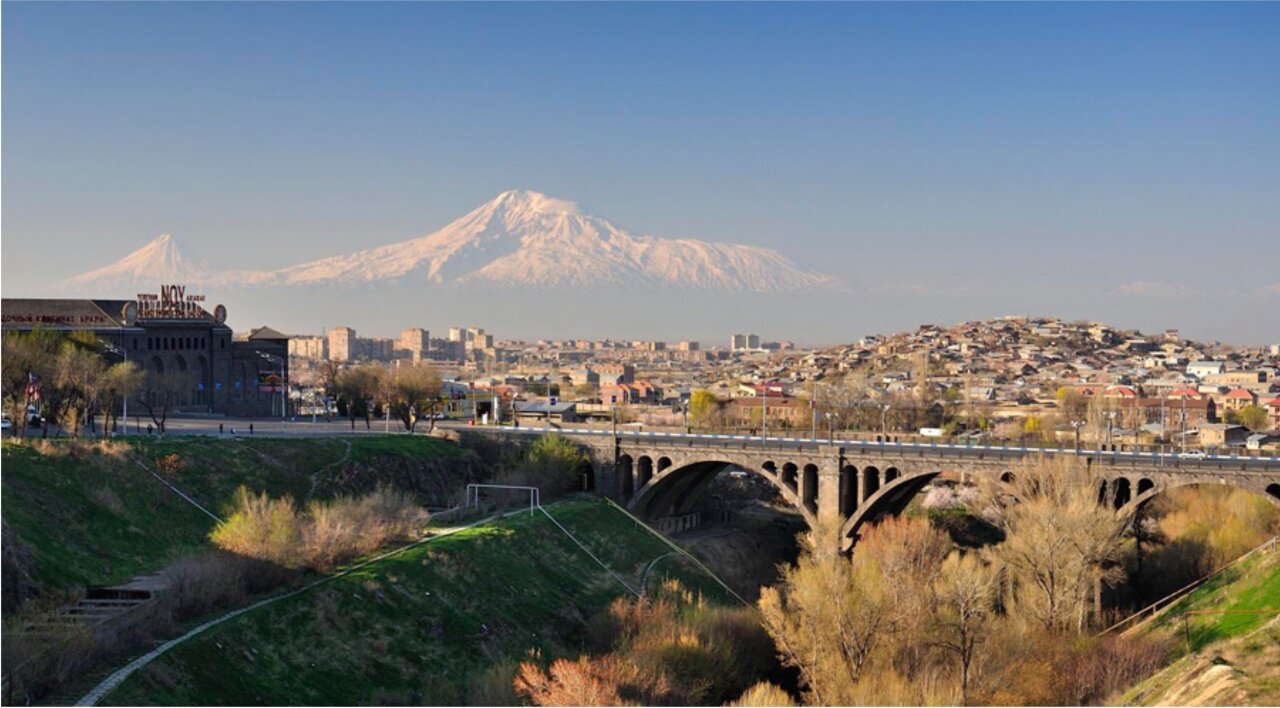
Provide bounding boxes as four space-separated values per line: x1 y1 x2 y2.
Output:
136 284 207 320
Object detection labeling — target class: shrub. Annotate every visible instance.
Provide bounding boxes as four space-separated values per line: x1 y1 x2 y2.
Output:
518 581 774 707
497 434 589 498
210 486 304 567
729 682 798 707
211 485 427 572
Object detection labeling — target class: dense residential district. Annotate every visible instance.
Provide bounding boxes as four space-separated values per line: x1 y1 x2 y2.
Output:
280 317 1280 452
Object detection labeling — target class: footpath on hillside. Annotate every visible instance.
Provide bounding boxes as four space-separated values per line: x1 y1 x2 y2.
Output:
92 498 735 706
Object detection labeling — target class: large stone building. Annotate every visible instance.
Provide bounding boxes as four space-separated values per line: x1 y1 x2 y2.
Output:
328 326 356 362
2 295 289 418
396 328 429 361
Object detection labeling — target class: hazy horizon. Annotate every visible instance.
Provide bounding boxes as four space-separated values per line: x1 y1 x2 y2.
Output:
3 3 1277 344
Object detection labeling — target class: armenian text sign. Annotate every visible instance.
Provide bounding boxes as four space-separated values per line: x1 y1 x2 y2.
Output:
137 284 206 319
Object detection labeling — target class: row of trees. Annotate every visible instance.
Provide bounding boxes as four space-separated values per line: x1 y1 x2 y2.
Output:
318 361 445 433
0 330 171 437
686 377 993 435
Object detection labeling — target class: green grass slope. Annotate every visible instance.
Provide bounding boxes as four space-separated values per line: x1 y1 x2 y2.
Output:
1116 547 1280 706
1 436 474 599
102 499 735 706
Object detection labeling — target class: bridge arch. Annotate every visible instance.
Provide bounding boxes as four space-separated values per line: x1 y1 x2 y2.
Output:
637 456 654 488
618 455 634 498
802 464 819 515
781 463 799 493
841 469 941 550
840 465 858 517
1118 477 1280 522
1112 477 1132 509
862 466 880 502
628 458 817 528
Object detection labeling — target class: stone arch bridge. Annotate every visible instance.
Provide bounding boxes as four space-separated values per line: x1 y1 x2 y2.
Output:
470 427 1280 552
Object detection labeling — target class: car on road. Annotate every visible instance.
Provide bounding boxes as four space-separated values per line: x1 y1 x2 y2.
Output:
1 417 11 432
432 412 446 420
1179 450 1206 460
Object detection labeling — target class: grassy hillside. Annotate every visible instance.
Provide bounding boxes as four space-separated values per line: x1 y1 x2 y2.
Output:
101 499 735 706
1116 547 1280 706
1 435 477 603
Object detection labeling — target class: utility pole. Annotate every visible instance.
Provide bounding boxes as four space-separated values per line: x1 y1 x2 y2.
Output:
761 381 767 443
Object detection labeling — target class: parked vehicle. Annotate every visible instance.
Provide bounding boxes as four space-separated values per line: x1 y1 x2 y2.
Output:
1179 450 1206 460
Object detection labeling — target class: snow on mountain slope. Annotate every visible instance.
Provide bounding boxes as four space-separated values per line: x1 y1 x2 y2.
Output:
256 190 832 291
67 191 833 293
66 234 208 289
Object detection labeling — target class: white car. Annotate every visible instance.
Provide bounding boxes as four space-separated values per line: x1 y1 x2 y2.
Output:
1179 450 1206 460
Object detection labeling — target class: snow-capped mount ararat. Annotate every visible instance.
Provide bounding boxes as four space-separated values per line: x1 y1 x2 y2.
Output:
66 233 209 289
67 191 833 292
252 190 832 291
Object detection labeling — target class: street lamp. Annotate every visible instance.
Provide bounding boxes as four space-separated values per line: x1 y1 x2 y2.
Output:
104 343 129 435
881 403 891 440
1071 419 1085 453
1105 411 1118 449
826 411 834 443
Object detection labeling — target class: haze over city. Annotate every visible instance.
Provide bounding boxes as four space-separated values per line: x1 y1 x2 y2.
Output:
4 2 1278 344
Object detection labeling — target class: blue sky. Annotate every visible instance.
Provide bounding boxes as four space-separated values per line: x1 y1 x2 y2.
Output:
3 3 1277 343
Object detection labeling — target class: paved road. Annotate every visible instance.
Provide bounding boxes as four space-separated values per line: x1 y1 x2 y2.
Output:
27 414 1278 471
468 424 1280 471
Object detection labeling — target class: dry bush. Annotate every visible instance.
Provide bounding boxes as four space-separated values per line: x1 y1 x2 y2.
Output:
161 552 296 621
154 452 186 478
303 485 427 572
1 621 101 703
980 627 1171 706
516 654 645 707
467 659 522 706
728 682 798 707
519 581 773 707
211 485 427 572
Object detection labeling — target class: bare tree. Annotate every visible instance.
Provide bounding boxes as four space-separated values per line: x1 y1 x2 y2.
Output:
929 553 997 705
136 369 194 433
757 517 948 705
981 455 1126 632
388 362 442 432
335 364 385 430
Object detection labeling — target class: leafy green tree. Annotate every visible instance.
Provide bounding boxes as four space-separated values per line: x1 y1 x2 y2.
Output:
1236 404 1268 432
688 389 719 428
501 434 590 497
1 329 62 437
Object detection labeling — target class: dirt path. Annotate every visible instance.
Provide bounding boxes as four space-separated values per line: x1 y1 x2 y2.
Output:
308 439 352 499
